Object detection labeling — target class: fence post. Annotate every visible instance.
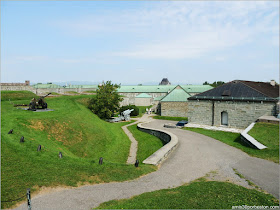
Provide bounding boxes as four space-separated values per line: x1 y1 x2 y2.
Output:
27 188 31 210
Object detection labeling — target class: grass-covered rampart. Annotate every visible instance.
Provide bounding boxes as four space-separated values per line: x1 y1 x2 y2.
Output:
1 92 155 209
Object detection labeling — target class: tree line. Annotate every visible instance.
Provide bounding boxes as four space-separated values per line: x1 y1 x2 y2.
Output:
203 81 225 87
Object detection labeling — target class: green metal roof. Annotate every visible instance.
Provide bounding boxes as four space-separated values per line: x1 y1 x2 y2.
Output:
161 85 191 102
64 85 98 89
135 93 152 98
32 84 98 89
117 85 212 93
32 84 61 89
118 85 174 93
180 85 213 93
154 95 165 101
79 85 98 89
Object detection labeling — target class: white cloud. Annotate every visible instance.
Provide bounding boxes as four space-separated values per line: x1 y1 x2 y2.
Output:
53 1 279 59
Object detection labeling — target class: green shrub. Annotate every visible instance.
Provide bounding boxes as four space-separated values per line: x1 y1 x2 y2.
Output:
120 105 139 116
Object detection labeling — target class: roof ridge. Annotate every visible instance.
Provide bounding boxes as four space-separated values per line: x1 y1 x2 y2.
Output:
161 85 190 102
239 81 273 98
160 85 178 101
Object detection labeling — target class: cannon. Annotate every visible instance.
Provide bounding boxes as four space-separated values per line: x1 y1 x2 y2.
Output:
28 93 51 110
108 109 134 122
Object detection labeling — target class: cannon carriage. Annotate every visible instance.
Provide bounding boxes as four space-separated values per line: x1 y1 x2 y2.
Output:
28 93 51 110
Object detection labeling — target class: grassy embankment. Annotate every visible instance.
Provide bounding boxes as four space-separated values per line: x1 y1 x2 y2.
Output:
1 91 156 209
82 90 96 94
153 115 188 121
183 122 279 163
97 179 279 209
65 91 79 94
127 124 164 162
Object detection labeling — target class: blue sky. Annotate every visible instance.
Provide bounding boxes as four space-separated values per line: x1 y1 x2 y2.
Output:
1 1 279 85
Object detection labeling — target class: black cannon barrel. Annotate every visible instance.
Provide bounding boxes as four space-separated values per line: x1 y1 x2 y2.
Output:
40 93 52 99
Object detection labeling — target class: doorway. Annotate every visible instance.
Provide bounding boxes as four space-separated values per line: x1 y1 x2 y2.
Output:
221 111 228 126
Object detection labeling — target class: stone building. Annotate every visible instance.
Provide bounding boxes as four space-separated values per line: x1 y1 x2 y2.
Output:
135 93 152 106
159 78 171 85
187 80 279 129
159 85 190 117
118 85 213 107
1 80 34 92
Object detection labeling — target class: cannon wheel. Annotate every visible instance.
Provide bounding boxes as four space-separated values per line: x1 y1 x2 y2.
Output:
42 103 47 109
29 102 36 110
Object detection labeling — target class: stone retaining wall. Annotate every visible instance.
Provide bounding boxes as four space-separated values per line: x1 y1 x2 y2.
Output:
137 122 178 165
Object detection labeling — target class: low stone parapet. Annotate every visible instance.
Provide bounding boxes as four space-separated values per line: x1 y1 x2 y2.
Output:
137 122 178 165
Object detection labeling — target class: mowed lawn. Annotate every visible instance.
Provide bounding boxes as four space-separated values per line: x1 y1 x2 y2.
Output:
97 180 279 209
1 92 156 209
153 115 188 121
127 124 164 163
183 122 279 163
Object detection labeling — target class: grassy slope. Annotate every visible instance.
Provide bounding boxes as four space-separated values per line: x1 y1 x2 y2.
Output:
153 115 188 121
127 124 164 162
1 90 37 101
97 181 279 209
1 93 155 208
183 124 279 163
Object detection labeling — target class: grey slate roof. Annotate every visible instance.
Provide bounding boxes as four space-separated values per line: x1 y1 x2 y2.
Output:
188 80 279 102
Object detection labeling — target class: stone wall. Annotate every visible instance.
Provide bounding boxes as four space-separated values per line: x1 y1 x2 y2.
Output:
160 102 188 117
137 122 178 165
187 100 277 128
1 85 36 93
135 98 152 106
119 92 166 106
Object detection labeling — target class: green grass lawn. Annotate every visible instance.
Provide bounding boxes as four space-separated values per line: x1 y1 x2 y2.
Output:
153 115 188 121
1 92 156 209
65 91 79 94
1 90 37 101
183 123 279 163
97 180 279 209
127 124 164 162
248 122 279 150
82 90 96 93
50 92 61 95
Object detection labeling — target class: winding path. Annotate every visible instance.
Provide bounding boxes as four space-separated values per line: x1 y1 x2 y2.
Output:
123 114 153 164
14 119 279 210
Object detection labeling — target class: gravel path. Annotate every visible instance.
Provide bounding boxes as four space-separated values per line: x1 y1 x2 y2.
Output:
14 119 279 210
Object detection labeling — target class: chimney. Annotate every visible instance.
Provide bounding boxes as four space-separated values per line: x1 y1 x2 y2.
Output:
270 80 276 86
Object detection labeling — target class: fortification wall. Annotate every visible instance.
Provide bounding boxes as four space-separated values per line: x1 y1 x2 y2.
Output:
1 85 36 93
187 100 277 128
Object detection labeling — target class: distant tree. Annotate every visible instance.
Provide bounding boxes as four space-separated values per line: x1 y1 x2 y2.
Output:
211 81 225 88
88 81 123 119
203 81 210 85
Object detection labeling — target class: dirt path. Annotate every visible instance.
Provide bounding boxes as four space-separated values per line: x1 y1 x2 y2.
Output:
123 114 155 164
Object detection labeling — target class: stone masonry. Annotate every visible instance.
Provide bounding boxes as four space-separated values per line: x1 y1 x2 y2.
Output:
188 100 276 128
161 102 188 117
